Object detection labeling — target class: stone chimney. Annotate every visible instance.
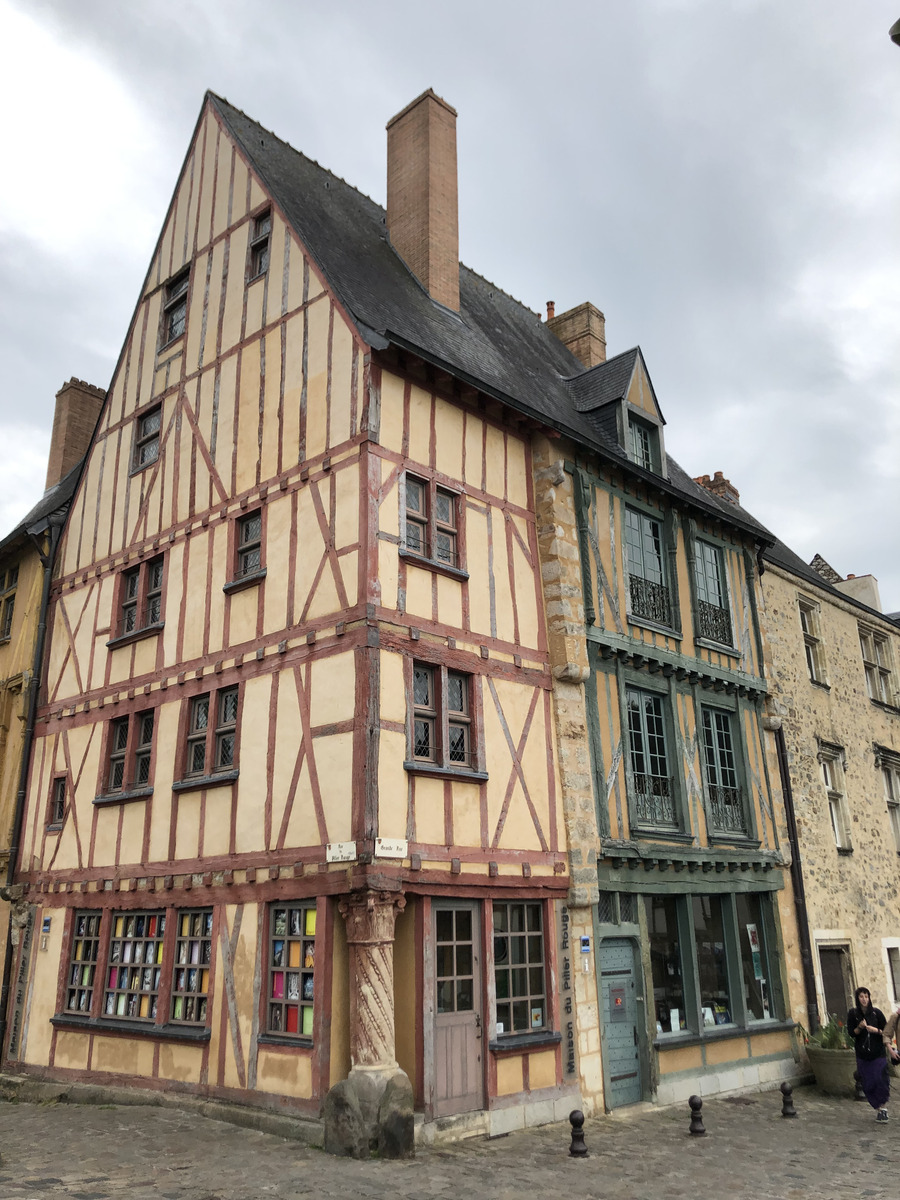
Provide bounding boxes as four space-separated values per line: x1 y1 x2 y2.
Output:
386 89 459 312
45 378 106 490
694 471 740 505
547 302 607 369
835 573 882 613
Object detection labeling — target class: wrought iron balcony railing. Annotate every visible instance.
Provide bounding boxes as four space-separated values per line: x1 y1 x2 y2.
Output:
632 772 677 827
697 599 732 645
628 576 671 626
708 785 746 834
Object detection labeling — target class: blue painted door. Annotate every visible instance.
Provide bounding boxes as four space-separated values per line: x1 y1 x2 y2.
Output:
599 938 643 1108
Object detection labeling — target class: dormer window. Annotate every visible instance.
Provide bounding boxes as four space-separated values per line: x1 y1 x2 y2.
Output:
628 415 656 472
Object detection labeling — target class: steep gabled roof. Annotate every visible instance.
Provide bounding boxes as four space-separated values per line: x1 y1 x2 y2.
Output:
210 93 771 545
763 537 900 628
0 463 82 559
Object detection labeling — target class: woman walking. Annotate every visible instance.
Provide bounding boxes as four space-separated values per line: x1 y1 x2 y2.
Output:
848 986 890 1122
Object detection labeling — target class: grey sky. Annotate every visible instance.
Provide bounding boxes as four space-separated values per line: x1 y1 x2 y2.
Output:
2 0 898 607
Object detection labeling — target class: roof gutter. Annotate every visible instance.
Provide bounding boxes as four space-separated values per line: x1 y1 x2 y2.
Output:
0 511 65 1055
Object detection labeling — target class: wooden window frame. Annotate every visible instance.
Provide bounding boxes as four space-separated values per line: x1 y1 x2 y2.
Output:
693 540 733 647
48 775 67 829
407 659 484 778
179 685 240 784
264 901 317 1040
235 511 263 580
401 471 466 577
624 506 671 628
103 910 167 1021
160 268 189 347
59 906 215 1036
700 706 748 837
860 625 896 707
0 564 17 641
97 709 155 802
111 555 165 643
818 742 851 853
492 900 548 1037
170 909 214 1026
625 686 678 831
798 597 826 685
64 911 103 1016
248 209 272 280
131 404 163 474
627 415 656 472
878 748 900 855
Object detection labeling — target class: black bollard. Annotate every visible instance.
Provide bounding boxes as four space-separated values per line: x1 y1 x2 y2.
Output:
780 1080 797 1118
688 1094 707 1137
569 1109 588 1157
853 1070 866 1102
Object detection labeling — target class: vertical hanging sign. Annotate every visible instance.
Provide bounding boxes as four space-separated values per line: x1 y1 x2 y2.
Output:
557 902 578 1079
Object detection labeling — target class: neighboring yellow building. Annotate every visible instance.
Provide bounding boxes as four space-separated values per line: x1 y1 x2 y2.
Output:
759 542 900 1024
0 379 104 1055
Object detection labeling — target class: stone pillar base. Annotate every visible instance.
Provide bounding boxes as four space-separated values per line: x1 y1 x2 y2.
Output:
323 1066 414 1159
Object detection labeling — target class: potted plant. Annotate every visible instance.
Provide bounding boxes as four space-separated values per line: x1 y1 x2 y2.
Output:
802 1015 857 1097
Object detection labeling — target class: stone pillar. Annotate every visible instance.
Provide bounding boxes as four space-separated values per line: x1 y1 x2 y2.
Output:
340 890 405 1070
323 889 414 1160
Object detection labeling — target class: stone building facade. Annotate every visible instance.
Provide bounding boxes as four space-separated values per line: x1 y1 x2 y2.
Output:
759 542 900 1024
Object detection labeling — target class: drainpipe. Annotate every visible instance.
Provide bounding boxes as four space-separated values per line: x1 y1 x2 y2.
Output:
0 513 64 1054
772 721 819 1033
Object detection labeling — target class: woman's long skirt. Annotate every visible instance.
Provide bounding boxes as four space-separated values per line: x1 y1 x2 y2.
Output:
857 1054 890 1110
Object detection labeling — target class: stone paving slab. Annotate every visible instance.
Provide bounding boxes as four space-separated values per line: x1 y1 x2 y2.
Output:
0 1085 893 1200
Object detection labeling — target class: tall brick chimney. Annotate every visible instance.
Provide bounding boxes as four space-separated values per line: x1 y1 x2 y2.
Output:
386 89 459 312
45 378 105 490
547 302 607 369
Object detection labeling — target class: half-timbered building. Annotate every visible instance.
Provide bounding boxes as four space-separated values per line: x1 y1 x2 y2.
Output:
8 90 587 1146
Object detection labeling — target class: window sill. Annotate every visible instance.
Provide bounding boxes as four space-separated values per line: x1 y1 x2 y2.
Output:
654 1018 794 1050
106 622 165 650
128 457 160 478
809 679 831 692
403 760 489 783
871 699 900 717
223 569 267 595
51 1014 210 1042
247 270 268 285
257 1033 314 1050
694 636 739 658
489 1030 561 1054
0 636 9 646
158 333 185 355
172 770 239 793
626 612 681 640
632 826 693 844
93 786 154 807
706 833 761 850
399 548 469 583
837 846 854 856
45 823 63 835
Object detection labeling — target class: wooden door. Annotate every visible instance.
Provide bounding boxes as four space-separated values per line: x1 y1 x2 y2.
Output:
599 938 644 1108
433 902 484 1117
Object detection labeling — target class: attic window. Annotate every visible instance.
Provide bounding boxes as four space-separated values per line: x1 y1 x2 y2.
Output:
161 269 189 345
249 210 271 279
628 416 656 472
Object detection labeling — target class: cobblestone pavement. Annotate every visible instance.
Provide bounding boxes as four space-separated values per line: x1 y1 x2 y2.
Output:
0 1086 893 1200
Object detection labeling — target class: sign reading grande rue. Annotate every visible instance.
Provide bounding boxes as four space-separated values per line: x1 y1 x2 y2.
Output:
557 902 578 1080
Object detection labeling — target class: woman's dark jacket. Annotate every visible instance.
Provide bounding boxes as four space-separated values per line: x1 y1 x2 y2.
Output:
847 1006 888 1061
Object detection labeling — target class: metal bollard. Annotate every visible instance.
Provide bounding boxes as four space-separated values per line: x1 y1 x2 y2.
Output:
780 1080 797 1117
853 1070 866 1102
569 1109 588 1157
688 1094 707 1136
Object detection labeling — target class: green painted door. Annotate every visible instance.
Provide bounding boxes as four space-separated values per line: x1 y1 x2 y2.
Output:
599 938 643 1108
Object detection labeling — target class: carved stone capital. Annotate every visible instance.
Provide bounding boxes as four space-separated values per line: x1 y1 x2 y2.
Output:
339 890 407 947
